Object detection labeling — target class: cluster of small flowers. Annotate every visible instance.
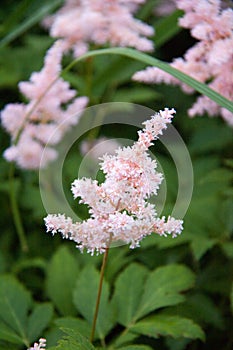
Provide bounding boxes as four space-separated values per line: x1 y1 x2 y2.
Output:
42 0 154 57
44 108 183 255
133 0 233 126
27 338 46 350
1 41 88 169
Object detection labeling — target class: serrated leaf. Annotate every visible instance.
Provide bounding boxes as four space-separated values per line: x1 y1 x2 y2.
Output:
164 294 224 329
113 331 138 348
135 265 195 320
46 246 80 316
55 316 91 339
112 263 148 326
27 303 53 343
0 275 31 344
73 265 115 339
130 315 205 341
52 328 96 350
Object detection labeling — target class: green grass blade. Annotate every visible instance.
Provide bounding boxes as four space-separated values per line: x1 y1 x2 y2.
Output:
0 0 63 49
66 47 233 114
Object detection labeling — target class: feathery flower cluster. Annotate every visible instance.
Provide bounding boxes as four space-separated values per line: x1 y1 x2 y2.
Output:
133 0 233 126
27 338 46 350
43 0 154 57
1 41 88 169
45 108 183 255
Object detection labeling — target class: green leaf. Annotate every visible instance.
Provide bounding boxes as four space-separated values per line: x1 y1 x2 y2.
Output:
73 265 115 339
46 246 80 316
155 10 183 47
113 332 138 348
0 275 31 345
135 265 195 320
189 124 233 155
55 316 91 339
112 263 148 326
67 48 233 114
0 321 23 345
130 314 205 341
27 303 53 343
0 0 63 48
50 328 96 350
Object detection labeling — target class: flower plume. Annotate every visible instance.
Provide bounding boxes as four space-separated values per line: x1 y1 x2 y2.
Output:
133 0 233 126
42 0 154 57
45 108 183 255
1 40 88 169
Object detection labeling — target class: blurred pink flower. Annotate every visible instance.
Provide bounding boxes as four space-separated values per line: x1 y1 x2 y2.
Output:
1 40 88 169
133 0 233 126
42 0 154 56
45 108 183 255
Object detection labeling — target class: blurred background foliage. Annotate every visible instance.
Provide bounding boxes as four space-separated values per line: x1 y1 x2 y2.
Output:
0 1 232 349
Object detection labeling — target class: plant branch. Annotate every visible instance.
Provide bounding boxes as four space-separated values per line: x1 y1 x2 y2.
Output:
90 245 110 344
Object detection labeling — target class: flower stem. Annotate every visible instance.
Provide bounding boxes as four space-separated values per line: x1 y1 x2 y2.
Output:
9 163 28 252
90 246 110 344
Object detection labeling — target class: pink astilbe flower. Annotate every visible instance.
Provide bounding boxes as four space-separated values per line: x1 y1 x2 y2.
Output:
1 40 88 169
28 338 46 350
44 108 183 255
42 0 154 57
133 0 233 126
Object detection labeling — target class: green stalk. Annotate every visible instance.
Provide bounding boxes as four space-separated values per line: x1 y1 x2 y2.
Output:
9 163 28 252
90 245 110 344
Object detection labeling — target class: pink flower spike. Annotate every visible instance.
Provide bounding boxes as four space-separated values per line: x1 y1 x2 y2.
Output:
42 0 154 57
134 0 233 126
45 108 183 255
0 40 88 169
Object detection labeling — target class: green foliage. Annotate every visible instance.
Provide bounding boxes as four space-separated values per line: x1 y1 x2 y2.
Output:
46 246 80 316
0 0 63 48
113 263 148 327
155 10 183 47
0 275 53 347
73 265 115 340
48 328 96 350
134 265 195 320
130 314 204 340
